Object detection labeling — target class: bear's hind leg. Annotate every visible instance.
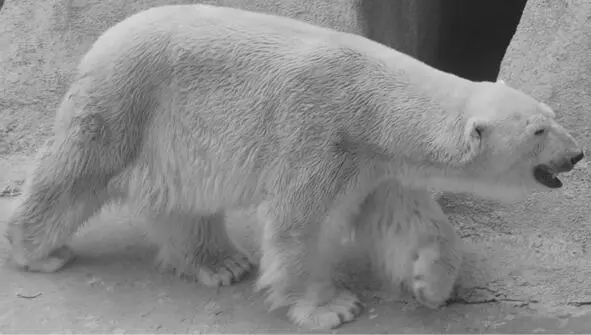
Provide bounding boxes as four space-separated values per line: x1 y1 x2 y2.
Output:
356 181 463 309
410 235 462 309
146 211 253 287
6 135 115 273
408 207 462 309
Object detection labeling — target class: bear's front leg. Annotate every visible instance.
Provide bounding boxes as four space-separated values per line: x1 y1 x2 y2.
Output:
255 197 363 330
145 211 253 287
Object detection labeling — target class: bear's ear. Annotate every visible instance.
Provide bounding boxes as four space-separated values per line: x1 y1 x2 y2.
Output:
539 102 556 118
496 79 506 85
460 117 488 164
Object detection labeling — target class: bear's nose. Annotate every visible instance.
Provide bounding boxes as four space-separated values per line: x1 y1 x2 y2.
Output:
570 151 585 166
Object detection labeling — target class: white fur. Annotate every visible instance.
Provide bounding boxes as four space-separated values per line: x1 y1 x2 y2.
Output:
354 181 462 308
5 4 583 330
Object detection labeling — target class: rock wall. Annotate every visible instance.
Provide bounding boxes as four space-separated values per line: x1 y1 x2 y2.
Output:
500 0 591 146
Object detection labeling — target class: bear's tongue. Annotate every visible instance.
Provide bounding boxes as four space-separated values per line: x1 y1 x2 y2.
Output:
533 165 563 188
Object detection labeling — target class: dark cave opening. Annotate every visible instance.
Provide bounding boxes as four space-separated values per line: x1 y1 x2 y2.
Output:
434 0 528 81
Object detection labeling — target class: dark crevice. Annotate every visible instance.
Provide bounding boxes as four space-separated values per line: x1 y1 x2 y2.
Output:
362 0 527 82
432 0 528 81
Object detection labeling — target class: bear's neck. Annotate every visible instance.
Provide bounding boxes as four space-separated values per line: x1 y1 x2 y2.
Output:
352 54 476 170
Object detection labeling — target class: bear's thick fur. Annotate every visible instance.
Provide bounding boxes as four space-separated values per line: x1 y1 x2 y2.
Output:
4 4 584 330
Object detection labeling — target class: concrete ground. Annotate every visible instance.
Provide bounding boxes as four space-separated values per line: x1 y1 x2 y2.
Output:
1 156 591 333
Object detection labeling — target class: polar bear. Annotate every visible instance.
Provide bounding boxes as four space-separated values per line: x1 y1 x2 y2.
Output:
4 4 584 330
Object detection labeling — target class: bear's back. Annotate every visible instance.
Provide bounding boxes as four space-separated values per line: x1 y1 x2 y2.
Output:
79 4 363 75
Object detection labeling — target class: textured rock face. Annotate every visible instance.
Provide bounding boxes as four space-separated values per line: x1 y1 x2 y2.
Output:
500 0 591 145
443 0 591 309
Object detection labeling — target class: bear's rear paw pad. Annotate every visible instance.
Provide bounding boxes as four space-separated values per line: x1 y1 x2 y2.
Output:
288 290 363 330
411 275 453 309
12 245 76 273
196 252 253 287
158 251 254 287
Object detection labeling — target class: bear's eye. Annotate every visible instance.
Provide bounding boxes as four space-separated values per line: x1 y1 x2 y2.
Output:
534 129 546 136
475 126 484 138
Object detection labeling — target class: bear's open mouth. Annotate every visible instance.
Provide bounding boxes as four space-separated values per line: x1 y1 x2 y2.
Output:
533 164 563 189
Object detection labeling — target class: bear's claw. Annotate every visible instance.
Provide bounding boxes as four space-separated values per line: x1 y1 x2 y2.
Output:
287 289 363 330
158 251 253 287
11 245 77 273
411 274 453 309
196 252 253 287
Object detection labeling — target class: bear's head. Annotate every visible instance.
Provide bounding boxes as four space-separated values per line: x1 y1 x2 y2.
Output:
438 80 584 201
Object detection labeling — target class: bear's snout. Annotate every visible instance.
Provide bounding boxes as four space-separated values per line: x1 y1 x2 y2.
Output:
570 151 585 166
554 150 585 173
533 150 584 189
